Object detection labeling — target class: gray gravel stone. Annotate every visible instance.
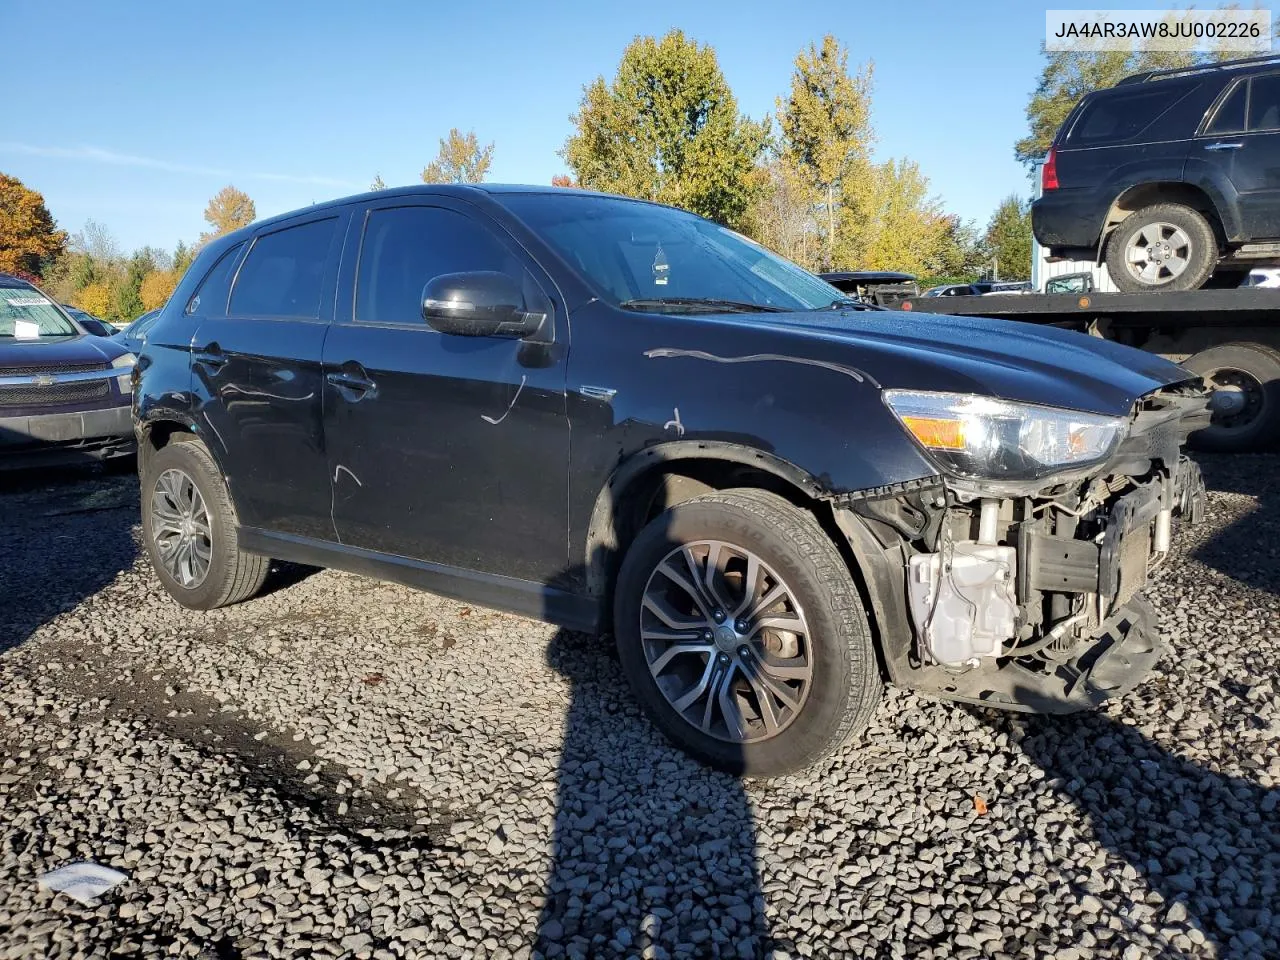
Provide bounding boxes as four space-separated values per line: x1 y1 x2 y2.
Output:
1 458 1277 959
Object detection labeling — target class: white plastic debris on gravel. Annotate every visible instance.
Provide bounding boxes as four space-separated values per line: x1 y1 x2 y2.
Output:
37 863 128 905
0 457 1277 960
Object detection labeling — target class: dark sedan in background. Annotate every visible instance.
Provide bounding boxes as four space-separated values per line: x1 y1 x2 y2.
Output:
1 274 136 469
62 305 117 337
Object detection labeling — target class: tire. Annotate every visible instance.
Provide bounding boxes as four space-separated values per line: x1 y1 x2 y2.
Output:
1105 203 1217 293
613 488 882 777
1183 342 1280 452
141 438 269 610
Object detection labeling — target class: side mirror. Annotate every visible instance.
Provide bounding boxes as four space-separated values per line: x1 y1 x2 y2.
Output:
421 271 545 338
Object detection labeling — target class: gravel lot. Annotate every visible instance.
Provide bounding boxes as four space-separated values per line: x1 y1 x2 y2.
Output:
0 456 1277 960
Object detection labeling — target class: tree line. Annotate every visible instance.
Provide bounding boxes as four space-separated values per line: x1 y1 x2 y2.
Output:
15 29 1210 321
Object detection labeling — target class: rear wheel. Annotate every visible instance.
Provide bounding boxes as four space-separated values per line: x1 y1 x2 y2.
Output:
1183 342 1280 452
613 488 882 777
142 439 269 609
1106 203 1217 293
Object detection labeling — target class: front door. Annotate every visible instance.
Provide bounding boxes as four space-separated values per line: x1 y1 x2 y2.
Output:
322 198 570 584
1196 73 1280 240
192 212 345 539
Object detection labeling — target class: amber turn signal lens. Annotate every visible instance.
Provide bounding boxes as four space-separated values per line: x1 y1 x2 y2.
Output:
901 416 966 450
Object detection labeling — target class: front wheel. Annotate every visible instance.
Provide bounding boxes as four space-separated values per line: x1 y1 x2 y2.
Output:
1105 203 1217 293
142 438 269 609
613 488 882 777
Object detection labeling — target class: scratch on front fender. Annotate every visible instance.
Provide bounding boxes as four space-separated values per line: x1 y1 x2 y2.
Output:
643 348 879 388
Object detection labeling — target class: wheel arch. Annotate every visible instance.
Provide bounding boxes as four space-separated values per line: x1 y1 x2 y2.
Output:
1099 182 1226 255
581 441 877 611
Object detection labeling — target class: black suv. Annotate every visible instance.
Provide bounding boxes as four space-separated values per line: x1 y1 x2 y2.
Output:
135 185 1209 776
1034 54 1280 293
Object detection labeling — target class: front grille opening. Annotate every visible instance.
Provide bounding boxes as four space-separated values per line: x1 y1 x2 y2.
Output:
0 380 111 406
1 361 109 376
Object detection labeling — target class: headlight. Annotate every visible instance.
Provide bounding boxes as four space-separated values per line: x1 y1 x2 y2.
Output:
883 390 1127 482
112 352 136 393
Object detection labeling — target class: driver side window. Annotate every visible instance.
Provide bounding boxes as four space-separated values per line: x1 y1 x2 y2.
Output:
355 206 534 325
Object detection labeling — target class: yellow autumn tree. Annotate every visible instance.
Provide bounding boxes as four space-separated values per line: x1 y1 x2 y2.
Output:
140 269 180 311
200 186 256 244
844 159 952 277
0 173 67 277
74 281 112 318
422 129 494 184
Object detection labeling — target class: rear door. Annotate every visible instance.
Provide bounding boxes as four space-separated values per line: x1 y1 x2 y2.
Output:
192 211 346 539
1195 73 1280 240
322 196 570 583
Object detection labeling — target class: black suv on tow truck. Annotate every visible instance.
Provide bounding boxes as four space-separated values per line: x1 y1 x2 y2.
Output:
134 186 1209 776
1035 54 1280 293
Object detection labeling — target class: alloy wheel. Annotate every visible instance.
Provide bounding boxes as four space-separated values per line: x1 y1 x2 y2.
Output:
151 467 213 588
1125 222 1193 286
639 540 813 744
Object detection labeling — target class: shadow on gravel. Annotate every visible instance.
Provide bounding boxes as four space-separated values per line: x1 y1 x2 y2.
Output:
991 698 1279 958
536 628 770 959
1190 452 1280 596
0 464 139 653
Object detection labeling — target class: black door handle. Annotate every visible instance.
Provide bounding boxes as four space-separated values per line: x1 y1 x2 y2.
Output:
326 370 376 396
193 343 228 370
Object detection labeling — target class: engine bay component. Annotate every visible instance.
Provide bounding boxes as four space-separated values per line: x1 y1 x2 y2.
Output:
907 541 1018 666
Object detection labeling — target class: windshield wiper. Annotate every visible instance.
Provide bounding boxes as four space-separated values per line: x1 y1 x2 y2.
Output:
820 297 885 311
619 297 788 314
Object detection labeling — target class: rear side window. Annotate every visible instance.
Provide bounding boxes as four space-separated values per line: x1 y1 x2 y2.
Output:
231 218 337 319
185 242 245 316
1068 83 1193 146
1248 74 1280 131
1207 81 1247 134
355 206 533 325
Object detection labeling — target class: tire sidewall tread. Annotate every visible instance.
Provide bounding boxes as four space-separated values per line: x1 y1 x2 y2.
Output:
613 488 881 778
1184 341 1280 451
1106 202 1217 294
142 439 268 610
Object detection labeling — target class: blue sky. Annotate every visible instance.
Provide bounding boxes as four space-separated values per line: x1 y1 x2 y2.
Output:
2 0 1184 254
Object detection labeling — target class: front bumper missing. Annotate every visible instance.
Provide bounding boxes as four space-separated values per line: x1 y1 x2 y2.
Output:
915 596 1161 714
893 459 1205 714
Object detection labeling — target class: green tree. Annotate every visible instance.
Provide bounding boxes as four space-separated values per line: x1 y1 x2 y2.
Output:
1016 46 1237 165
0 173 67 277
920 215 984 285
778 36 874 270
173 240 195 274
200 185 256 244
422 130 494 184
562 29 768 228
982 195 1033 280
370 174 387 191
110 251 150 322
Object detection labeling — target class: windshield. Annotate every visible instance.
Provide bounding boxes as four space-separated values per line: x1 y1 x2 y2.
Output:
0 285 78 338
498 193 844 312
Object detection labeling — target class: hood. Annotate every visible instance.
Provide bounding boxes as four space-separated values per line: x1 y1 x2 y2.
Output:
719 309 1193 416
0 333 130 370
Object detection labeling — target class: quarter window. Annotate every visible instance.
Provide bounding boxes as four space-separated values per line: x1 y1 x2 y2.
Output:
185 242 245 316
355 206 532 325
1248 75 1280 132
1069 83 1192 146
230 218 337 319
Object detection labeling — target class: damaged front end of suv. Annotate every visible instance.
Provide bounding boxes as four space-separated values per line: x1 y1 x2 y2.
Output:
834 382 1211 713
